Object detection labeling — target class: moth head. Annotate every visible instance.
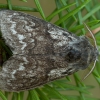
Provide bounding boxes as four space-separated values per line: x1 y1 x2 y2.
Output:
64 36 98 71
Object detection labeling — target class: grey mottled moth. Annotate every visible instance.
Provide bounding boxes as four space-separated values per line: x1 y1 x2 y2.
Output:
0 10 98 92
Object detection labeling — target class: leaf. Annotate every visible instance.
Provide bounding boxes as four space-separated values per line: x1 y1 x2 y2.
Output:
0 91 7 100
46 3 76 21
82 3 100 21
55 0 91 25
34 0 46 19
43 85 67 100
20 0 27 2
35 88 49 100
29 90 40 100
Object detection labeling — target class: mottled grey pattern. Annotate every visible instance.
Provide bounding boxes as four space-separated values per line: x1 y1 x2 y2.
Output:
0 10 98 91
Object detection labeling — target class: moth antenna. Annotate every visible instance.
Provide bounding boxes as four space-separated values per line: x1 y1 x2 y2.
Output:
83 23 98 80
83 58 97 80
84 23 98 51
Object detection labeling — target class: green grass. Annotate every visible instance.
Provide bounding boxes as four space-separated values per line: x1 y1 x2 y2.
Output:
0 0 100 100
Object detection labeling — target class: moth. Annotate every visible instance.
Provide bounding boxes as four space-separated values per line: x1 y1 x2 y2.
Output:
0 10 98 92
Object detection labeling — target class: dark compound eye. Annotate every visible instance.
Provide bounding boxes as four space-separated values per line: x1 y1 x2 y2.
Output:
65 49 81 63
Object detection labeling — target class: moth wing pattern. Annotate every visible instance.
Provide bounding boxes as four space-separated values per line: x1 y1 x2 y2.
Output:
0 10 97 91
0 10 71 91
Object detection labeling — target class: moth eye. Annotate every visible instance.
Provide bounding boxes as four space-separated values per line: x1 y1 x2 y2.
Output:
65 49 81 63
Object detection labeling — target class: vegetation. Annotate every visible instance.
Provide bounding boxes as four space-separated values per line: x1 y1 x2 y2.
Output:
0 0 100 100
